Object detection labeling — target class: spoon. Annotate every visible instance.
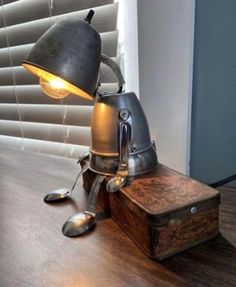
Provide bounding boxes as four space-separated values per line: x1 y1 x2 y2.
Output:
62 174 105 237
44 152 89 203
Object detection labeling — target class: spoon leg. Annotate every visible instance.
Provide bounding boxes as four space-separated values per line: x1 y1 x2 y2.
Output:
43 162 89 203
62 174 105 237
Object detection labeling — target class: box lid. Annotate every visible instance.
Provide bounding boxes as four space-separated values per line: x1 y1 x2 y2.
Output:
121 164 220 216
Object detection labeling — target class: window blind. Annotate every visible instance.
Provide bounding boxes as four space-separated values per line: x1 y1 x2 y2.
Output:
0 0 119 158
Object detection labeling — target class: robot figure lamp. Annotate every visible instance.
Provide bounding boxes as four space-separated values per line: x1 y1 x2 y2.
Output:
22 10 158 237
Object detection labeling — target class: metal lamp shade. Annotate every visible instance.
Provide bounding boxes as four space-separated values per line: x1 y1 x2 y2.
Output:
90 92 158 176
22 18 101 100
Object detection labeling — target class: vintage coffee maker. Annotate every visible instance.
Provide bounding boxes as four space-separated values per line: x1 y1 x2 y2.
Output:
22 10 158 237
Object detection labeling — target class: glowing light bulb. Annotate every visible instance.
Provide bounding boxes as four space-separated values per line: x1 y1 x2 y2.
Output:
22 63 93 100
50 79 65 89
40 77 70 99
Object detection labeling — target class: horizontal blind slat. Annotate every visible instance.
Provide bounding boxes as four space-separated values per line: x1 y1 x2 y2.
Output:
0 104 93 126
0 83 118 104
1 0 49 29
0 31 118 67
0 0 114 28
0 120 91 145
0 0 18 6
0 43 33 67
0 135 89 158
0 3 118 48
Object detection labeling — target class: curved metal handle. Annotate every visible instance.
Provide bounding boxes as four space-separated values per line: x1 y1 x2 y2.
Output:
119 122 131 168
100 53 125 93
70 162 89 193
77 151 89 164
106 122 131 193
87 174 105 215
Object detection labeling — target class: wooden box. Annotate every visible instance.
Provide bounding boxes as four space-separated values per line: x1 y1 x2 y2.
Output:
81 162 220 260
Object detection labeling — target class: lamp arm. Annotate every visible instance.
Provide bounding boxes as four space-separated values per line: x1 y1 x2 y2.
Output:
100 53 125 93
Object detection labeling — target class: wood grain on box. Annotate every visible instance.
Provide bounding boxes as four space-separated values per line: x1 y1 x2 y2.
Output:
82 162 220 260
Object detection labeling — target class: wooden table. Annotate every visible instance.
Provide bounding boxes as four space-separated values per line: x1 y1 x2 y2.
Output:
0 147 235 287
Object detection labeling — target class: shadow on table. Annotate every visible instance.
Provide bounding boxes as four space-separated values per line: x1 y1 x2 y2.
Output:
44 194 110 222
162 234 236 286
44 197 81 212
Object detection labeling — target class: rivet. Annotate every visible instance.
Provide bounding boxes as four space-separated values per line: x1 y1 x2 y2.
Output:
119 109 129 121
191 206 197 214
131 145 136 152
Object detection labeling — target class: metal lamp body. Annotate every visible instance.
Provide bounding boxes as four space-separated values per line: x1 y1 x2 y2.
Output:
89 92 158 177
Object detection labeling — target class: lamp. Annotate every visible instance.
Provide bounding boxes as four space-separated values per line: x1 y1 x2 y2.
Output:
22 11 158 237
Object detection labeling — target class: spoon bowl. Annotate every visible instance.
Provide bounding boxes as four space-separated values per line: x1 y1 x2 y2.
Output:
44 188 70 203
62 212 95 237
106 176 127 193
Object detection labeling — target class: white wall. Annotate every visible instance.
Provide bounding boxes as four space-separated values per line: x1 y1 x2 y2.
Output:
137 0 195 174
116 0 139 96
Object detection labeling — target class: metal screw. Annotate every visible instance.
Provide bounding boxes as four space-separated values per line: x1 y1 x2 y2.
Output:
119 109 129 121
131 145 136 152
191 206 197 214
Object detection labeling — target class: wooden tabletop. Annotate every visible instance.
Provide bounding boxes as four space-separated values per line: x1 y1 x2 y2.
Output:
0 147 235 287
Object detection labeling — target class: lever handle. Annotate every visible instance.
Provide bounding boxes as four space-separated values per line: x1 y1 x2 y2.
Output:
106 122 131 193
